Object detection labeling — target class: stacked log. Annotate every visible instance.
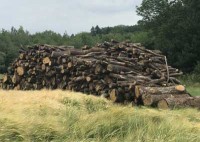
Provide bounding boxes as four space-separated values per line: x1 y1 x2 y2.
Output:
158 96 200 109
0 40 198 109
134 85 191 107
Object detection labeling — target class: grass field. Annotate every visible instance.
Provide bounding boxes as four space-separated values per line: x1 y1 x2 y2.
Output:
186 85 200 96
0 90 200 142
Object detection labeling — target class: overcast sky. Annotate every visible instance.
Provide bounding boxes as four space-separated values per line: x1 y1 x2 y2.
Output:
0 0 142 35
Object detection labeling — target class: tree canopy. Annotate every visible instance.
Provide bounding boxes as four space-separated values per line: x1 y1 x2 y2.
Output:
0 25 144 73
137 0 200 72
0 0 199 73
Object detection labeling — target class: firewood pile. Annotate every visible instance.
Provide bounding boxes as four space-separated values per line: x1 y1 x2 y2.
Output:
0 40 199 109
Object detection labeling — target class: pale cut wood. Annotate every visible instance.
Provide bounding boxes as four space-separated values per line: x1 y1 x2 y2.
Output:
142 94 190 106
43 57 51 65
14 84 20 90
12 74 20 84
3 74 8 83
109 88 124 103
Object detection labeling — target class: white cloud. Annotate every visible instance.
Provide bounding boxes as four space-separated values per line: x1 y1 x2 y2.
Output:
0 0 142 35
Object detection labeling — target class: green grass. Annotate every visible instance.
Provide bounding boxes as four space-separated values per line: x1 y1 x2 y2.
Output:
0 90 199 142
186 85 200 96
179 74 200 96
0 74 3 79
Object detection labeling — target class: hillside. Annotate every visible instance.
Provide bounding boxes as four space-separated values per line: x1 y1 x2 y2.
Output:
0 90 199 142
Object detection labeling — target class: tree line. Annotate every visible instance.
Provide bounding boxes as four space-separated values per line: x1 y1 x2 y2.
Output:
0 0 199 74
136 0 200 73
0 25 144 73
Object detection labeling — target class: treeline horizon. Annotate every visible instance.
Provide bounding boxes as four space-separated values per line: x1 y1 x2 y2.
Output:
0 25 146 73
0 0 200 75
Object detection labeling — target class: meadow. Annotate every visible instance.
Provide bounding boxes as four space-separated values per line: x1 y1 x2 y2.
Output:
0 75 200 141
0 90 199 142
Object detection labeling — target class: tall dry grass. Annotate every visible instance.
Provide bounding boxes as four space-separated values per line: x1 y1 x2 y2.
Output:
0 90 200 142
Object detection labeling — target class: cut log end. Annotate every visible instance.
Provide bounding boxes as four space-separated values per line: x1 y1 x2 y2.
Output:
17 67 24 76
110 89 117 102
3 74 8 83
135 86 141 98
19 53 25 59
142 94 190 107
86 76 92 82
68 62 73 68
107 64 113 72
43 57 51 65
175 85 185 92
0 41 186 109
12 75 17 84
157 100 169 109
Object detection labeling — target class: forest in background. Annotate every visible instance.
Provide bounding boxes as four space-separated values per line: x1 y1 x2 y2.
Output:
0 0 199 77
0 25 145 73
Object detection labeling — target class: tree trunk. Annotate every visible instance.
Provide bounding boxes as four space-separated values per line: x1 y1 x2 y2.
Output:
158 96 200 109
142 93 190 106
135 85 186 98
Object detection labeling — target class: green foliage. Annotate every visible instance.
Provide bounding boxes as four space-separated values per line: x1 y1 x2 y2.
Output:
130 31 149 43
137 0 200 72
91 25 141 35
84 98 107 113
61 97 81 108
179 74 200 85
0 25 144 74
179 74 200 96
0 119 24 142
187 86 200 96
193 62 200 74
28 125 56 142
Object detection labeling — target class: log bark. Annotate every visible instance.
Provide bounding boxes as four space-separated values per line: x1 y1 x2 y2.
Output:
12 74 20 84
158 97 200 109
14 84 20 90
135 85 186 98
142 93 190 106
3 74 9 83
107 64 131 73
109 88 124 103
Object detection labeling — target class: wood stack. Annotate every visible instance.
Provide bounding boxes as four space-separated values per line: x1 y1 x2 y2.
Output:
0 40 199 109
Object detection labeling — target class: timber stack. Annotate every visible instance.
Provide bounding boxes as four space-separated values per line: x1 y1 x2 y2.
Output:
0 40 199 109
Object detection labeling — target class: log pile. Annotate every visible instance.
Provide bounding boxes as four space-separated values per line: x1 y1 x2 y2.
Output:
0 40 199 109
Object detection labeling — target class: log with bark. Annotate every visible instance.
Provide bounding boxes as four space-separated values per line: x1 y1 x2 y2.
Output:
0 40 194 109
158 97 200 109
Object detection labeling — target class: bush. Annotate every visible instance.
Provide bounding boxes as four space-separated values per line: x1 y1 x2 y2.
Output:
193 62 200 74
